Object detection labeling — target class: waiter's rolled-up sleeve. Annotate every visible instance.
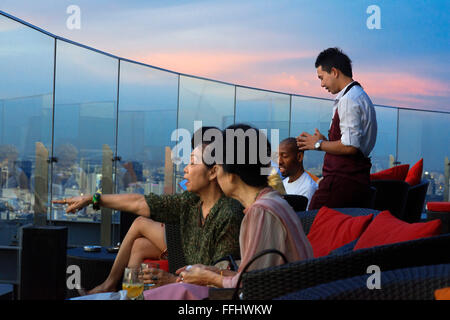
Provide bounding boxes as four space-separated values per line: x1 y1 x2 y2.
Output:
338 96 362 150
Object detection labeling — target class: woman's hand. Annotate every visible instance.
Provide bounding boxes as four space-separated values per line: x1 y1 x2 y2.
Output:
52 195 92 214
141 267 178 288
176 264 217 274
176 265 221 287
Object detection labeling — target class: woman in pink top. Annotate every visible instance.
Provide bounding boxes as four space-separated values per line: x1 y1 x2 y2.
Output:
143 124 313 300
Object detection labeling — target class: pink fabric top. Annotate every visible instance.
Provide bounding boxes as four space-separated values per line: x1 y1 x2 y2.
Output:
222 187 313 288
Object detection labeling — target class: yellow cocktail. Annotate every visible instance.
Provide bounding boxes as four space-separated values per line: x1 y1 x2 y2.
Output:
122 283 144 299
122 267 144 300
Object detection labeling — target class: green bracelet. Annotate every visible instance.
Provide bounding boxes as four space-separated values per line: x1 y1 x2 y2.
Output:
92 192 101 211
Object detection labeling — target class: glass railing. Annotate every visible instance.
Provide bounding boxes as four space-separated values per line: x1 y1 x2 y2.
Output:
397 109 450 201
0 11 449 247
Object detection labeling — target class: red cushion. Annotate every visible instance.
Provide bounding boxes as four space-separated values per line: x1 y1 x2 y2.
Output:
427 202 450 212
142 259 169 273
307 207 373 258
405 158 423 186
370 164 410 181
354 210 442 250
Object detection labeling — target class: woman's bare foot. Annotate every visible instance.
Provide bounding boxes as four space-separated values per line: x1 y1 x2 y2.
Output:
87 281 116 295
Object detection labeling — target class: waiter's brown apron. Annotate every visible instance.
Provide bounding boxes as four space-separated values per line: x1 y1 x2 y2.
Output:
308 82 372 210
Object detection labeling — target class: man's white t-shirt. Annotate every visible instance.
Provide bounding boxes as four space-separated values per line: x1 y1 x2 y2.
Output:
282 172 318 208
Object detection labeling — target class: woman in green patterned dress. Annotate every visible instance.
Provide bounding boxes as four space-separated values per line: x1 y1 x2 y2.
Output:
53 128 244 295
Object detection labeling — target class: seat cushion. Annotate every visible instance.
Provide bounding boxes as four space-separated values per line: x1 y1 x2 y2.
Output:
307 207 373 258
142 259 169 273
405 158 423 186
370 164 410 181
435 287 450 300
354 210 442 251
427 202 450 213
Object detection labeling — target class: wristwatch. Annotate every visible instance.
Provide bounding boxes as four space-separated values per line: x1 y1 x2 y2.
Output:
314 139 323 150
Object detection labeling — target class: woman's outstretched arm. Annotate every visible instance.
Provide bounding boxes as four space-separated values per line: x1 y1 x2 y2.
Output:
52 193 150 217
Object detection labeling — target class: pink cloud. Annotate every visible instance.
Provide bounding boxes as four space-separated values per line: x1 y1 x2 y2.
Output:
359 72 449 97
233 70 328 98
235 70 449 110
127 51 449 111
358 72 450 110
236 70 449 111
128 50 315 78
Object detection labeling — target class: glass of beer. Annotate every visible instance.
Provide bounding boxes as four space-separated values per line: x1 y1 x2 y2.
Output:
122 267 144 300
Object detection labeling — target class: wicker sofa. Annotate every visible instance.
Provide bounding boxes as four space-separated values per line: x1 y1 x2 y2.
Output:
209 208 449 300
275 263 450 300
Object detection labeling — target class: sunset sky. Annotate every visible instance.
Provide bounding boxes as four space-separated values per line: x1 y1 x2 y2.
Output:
1 0 449 112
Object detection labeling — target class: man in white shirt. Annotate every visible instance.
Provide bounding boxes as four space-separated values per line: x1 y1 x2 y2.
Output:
297 47 377 209
278 138 318 208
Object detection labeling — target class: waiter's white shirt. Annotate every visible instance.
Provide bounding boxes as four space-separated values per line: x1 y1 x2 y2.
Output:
283 172 318 208
331 81 377 158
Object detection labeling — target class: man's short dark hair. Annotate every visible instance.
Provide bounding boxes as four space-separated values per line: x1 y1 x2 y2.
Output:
315 47 353 78
280 137 302 155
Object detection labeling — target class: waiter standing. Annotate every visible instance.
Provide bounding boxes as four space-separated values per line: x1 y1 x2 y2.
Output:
297 47 377 210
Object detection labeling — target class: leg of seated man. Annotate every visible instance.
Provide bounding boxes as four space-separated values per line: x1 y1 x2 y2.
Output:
88 217 166 294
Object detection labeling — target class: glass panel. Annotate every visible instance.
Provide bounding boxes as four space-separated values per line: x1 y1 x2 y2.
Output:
178 76 235 132
290 96 333 177
0 14 54 246
176 76 235 192
51 40 118 224
117 61 178 198
371 106 398 173
398 109 450 202
235 87 290 140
